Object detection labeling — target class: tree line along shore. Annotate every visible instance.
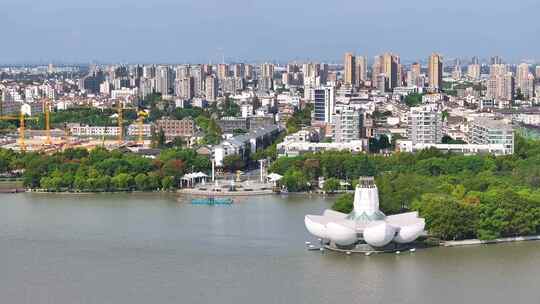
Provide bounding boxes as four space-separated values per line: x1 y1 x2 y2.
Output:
2 135 540 242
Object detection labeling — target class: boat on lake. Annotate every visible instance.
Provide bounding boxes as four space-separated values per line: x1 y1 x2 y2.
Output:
191 197 234 205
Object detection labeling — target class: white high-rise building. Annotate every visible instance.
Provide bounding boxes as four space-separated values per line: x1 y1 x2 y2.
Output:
332 105 363 143
407 104 444 144
312 86 335 124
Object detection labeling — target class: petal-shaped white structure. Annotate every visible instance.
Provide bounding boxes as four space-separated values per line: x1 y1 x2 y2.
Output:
304 215 328 239
394 220 426 244
322 209 348 220
304 178 426 250
326 221 357 246
363 221 396 248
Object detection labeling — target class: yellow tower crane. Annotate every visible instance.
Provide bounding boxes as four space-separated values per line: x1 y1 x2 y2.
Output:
0 111 39 152
137 111 148 146
42 98 52 145
117 100 124 145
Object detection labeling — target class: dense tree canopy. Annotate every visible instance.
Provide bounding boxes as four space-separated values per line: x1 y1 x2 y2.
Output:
0 147 210 192
270 135 540 241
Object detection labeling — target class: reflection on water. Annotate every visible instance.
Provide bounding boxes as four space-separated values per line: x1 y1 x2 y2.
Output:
0 193 539 304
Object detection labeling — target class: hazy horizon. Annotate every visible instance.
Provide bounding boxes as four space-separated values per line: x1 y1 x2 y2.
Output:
2 0 539 64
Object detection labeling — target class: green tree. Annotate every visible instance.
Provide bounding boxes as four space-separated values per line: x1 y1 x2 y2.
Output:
135 173 150 191
332 193 354 213
161 176 175 190
223 155 245 172
413 193 478 241
281 169 310 192
111 173 133 190
404 93 423 107
323 178 340 193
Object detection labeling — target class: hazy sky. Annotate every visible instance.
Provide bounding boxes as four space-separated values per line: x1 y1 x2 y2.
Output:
2 0 539 64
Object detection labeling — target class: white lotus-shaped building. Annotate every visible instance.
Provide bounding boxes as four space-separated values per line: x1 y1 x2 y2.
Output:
305 177 425 250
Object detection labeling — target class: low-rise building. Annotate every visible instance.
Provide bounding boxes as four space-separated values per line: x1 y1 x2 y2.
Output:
67 123 120 137
217 117 248 133
155 117 195 139
127 123 153 137
468 117 514 155
213 125 281 166
397 141 511 156
277 140 365 158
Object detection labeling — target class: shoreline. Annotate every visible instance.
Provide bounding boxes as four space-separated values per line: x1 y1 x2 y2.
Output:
177 188 275 196
442 235 540 247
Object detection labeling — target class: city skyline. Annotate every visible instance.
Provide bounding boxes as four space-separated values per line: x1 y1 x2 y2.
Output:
2 0 540 64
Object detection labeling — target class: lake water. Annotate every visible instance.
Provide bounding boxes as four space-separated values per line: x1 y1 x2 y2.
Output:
1 193 539 304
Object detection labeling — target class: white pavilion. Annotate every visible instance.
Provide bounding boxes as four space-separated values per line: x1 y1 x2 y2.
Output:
305 176 425 251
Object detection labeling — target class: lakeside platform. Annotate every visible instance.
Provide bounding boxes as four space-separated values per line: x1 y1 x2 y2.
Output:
0 188 25 194
323 244 417 255
442 235 540 247
178 188 274 196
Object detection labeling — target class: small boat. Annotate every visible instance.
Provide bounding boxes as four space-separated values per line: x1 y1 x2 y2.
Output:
191 197 233 205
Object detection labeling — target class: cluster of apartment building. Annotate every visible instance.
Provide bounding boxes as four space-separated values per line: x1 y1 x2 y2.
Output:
3 53 537 159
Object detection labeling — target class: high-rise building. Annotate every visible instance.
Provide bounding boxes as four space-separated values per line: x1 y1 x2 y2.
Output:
179 77 194 100
375 74 387 92
467 64 481 80
490 56 503 65
217 64 229 80
302 62 323 88
142 65 155 79
190 66 204 97
516 63 535 99
343 52 356 86
452 62 462 80
258 63 274 91
536 66 540 79
357 56 367 82
288 63 300 74
155 65 173 95
471 56 480 65
487 65 514 101
382 53 399 90
332 105 363 143
407 62 422 87
245 64 254 80
407 104 444 144
260 63 274 79
233 63 245 79
371 55 382 86
202 64 213 76
428 53 443 90
205 75 218 102
312 86 335 124
175 65 190 80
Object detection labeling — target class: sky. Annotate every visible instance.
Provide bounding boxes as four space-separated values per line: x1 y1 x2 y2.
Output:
1 0 539 64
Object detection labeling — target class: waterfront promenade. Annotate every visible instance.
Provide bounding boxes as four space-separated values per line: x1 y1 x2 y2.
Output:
442 235 540 247
178 179 275 196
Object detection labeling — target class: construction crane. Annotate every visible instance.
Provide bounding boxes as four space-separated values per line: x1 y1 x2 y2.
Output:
0 111 39 152
42 98 52 145
117 99 124 145
137 110 148 146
